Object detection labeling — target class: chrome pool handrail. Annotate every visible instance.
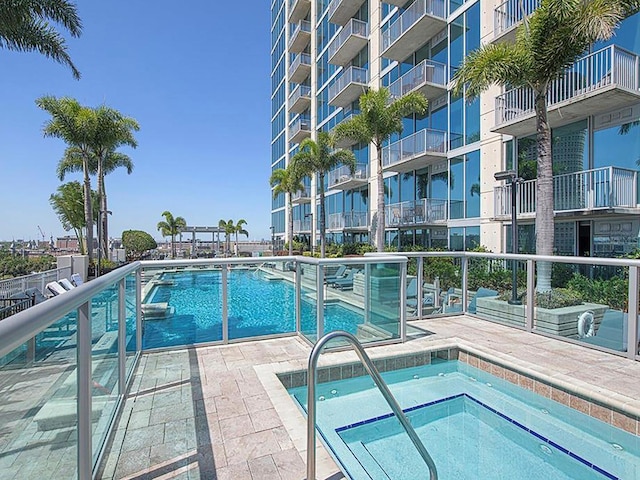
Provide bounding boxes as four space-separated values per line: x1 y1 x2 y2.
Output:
306 330 438 480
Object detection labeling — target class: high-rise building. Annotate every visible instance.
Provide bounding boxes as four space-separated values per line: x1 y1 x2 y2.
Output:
270 0 640 257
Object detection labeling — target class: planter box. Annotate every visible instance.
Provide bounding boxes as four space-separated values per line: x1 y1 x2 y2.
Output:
476 297 609 337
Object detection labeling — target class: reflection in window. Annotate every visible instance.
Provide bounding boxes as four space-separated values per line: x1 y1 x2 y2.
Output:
466 151 480 218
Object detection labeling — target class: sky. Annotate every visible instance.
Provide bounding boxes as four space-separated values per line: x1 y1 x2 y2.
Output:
0 2 272 243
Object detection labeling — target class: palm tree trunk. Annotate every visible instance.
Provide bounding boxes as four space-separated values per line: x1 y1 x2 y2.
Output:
319 173 326 258
171 234 176 259
97 159 108 259
375 145 385 252
287 194 294 256
535 90 554 292
82 159 94 262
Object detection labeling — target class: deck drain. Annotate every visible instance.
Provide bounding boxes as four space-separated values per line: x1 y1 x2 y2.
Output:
539 444 553 455
330 389 338 395
318 395 325 401
541 409 549 414
486 382 493 387
412 374 419 379
612 443 624 451
438 373 445 377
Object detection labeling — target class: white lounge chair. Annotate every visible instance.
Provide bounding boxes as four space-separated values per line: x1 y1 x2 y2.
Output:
71 273 84 286
58 278 76 291
46 281 67 296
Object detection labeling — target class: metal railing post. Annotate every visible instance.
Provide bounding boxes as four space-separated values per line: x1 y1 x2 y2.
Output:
526 260 535 332
400 261 407 341
364 263 371 324
417 256 424 317
461 256 468 312
118 278 126 394
222 265 228 343
135 269 142 351
316 265 324 340
627 266 639 360
77 301 92 480
296 261 302 333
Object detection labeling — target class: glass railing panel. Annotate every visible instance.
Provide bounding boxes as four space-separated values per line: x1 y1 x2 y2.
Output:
537 261 632 353
125 273 137 375
467 257 526 326
228 260 297 340
321 263 367 342
406 258 420 319
421 255 462 315
90 284 120 464
365 262 401 342
301 263 318 343
142 266 224 349
0 313 79 478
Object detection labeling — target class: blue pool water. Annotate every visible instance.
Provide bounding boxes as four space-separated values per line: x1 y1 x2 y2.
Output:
142 270 366 349
290 360 640 479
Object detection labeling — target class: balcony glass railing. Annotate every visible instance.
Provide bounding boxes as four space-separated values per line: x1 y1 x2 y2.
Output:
289 116 311 138
494 0 539 37
381 0 446 52
386 198 448 226
327 19 369 61
289 84 311 104
293 219 311 231
382 128 447 168
494 167 639 216
292 187 311 201
328 66 368 103
289 52 311 74
328 211 369 230
328 163 368 186
495 46 640 126
289 19 311 39
388 59 447 98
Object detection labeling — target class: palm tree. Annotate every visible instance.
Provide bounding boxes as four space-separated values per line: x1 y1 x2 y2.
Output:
218 219 236 256
157 211 186 259
291 132 356 257
49 181 98 254
270 165 305 255
0 0 82 78
452 0 639 292
234 219 249 255
334 88 427 252
57 146 135 258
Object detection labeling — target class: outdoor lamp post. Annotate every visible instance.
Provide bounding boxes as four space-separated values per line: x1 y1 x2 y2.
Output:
495 170 522 305
96 210 112 277
269 226 275 254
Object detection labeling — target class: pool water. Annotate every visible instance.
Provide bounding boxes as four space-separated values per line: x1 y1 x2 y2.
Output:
290 360 640 479
142 270 366 349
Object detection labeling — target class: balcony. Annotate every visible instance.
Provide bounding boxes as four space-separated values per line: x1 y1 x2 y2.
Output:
289 116 311 144
328 66 368 108
289 84 311 114
327 0 366 26
494 46 640 137
382 128 447 173
328 19 369 67
293 218 311 232
381 0 447 62
328 163 368 190
388 59 447 100
332 111 359 148
289 52 311 83
494 167 639 218
386 198 448 227
493 0 539 43
289 0 311 23
289 20 311 54
328 211 369 231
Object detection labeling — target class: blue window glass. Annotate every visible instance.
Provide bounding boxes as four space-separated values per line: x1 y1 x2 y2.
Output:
465 150 480 218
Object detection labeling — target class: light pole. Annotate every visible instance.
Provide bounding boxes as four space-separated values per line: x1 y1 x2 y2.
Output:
495 170 522 305
269 226 275 255
96 210 112 277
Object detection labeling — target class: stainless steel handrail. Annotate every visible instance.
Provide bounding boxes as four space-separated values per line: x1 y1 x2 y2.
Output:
306 330 438 480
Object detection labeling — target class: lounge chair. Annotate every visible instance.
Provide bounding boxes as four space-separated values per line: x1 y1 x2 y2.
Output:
329 269 358 290
325 265 348 283
71 273 84 286
24 287 48 304
46 281 67 296
406 278 435 310
581 310 638 352
58 278 76 291
467 287 500 314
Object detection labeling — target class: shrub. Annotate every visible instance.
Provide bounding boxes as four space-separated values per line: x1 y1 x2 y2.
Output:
566 273 628 311
534 288 583 309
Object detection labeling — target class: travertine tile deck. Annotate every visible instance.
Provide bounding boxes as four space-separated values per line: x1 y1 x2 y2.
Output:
99 315 640 479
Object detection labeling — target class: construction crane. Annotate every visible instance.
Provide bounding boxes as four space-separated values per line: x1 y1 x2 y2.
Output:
37 225 46 243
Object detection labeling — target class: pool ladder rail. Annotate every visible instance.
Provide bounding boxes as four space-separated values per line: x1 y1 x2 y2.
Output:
306 330 438 480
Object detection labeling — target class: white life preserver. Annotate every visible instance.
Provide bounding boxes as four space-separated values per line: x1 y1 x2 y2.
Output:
577 310 595 338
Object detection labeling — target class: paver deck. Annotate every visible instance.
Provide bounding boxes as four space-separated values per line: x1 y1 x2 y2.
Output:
98 315 640 479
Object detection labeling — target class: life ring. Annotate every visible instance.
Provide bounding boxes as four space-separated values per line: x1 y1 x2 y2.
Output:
577 310 595 338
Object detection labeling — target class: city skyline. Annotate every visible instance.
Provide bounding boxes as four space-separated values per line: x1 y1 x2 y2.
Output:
0 2 273 242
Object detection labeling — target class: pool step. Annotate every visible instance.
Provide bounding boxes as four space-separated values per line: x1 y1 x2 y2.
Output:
356 323 395 342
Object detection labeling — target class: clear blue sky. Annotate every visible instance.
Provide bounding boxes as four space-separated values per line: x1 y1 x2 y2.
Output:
0 2 272 243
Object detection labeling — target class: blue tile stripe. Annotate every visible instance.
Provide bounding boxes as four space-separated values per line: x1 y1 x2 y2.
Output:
335 393 619 480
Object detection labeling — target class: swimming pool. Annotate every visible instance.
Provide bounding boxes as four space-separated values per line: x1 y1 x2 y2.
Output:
142 269 367 349
289 358 640 479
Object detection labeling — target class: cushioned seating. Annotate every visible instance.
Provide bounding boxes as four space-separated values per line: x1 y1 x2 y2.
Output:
468 287 500 314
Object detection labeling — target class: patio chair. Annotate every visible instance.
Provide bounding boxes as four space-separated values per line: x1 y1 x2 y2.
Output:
71 273 84 286
329 269 359 290
46 281 67 297
406 278 435 310
325 265 348 283
58 278 76 291
467 287 500 314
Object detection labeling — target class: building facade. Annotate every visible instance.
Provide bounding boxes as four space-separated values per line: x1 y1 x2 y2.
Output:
270 0 640 257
